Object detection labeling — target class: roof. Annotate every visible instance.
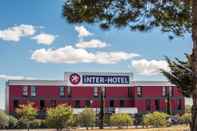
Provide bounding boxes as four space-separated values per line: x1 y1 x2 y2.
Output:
7 80 175 86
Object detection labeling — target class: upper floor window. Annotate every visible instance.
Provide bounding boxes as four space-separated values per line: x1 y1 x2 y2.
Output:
137 86 142 97
59 86 65 97
22 86 28 96
31 86 37 96
128 87 132 97
93 87 99 97
162 86 167 96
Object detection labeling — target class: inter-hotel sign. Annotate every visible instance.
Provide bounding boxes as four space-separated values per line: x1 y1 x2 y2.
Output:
64 72 133 87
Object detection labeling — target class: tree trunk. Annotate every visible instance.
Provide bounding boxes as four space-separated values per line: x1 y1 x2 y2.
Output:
191 0 197 131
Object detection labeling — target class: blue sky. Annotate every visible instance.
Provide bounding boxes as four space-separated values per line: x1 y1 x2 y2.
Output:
0 0 192 109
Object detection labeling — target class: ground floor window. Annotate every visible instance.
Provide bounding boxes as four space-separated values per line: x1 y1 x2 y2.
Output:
120 100 125 107
155 99 160 111
145 99 151 111
40 100 45 111
75 100 80 108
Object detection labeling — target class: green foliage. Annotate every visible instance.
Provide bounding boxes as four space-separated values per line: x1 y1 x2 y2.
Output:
0 111 9 128
69 114 79 128
161 54 192 97
63 0 191 37
8 115 17 129
46 104 73 131
16 103 37 129
29 119 42 129
110 113 133 128
143 112 169 128
79 108 96 130
179 113 191 125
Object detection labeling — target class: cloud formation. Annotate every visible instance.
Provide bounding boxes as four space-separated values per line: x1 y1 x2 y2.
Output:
0 24 36 42
0 74 35 80
31 45 139 64
75 26 92 37
131 59 170 75
32 33 56 45
76 39 107 48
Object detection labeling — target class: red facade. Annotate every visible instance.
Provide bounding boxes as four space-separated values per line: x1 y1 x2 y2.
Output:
6 80 185 115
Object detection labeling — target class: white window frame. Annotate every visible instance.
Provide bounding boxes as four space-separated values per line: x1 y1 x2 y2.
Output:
59 86 65 97
22 86 28 96
31 86 36 96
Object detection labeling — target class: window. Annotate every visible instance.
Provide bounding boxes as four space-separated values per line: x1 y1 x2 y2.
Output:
67 86 72 97
40 100 45 111
145 99 151 111
22 86 28 96
155 99 160 111
120 100 125 107
169 86 174 96
93 87 99 97
13 100 19 111
85 100 91 107
59 86 65 97
162 86 167 96
75 100 80 108
110 100 114 107
31 86 36 96
137 86 142 97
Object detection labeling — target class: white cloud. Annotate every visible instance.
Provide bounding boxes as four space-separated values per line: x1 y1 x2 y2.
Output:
76 39 107 48
32 33 56 45
0 74 35 80
0 24 36 42
31 45 139 64
131 59 170 75
75 26 92 37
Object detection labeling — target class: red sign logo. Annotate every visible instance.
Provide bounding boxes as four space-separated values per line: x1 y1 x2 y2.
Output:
70 73 81 85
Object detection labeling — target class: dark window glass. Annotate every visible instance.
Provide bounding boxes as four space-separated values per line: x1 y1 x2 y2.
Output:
145 99 151 111
155 99 160 111
120 100 125 107
110 100 114 107
40 100 45 111
85 100 91 107
75 100 80 108
13 100 19 111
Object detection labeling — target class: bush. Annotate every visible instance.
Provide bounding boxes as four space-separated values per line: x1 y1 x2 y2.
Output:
29 119 42 129
46 104 73 131
79 108 96 130
143 112 169 128
16 119 28 129
8 115 17 129
69 114 79 128
0 111 9 129
110 113 133 128
179 113 191 125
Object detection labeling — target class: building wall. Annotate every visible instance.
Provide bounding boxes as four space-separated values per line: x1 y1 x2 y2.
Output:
7 81 185 115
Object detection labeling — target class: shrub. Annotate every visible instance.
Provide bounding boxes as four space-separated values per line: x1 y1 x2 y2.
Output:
29 119 42 129
46 104 73 131
79 108 96 130
179 113 191 125
143 112 169 128
69 114 79 128
8 115 17 129
110 113 133 128
0 111 9 128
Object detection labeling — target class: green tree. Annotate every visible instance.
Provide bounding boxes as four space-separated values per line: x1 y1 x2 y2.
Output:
79 108 96 130
62 1 197 130
161 54 192 97
0 111 9 128
16 103 37 131
110 113 133 129
143 112 169 128
46 104 73 131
